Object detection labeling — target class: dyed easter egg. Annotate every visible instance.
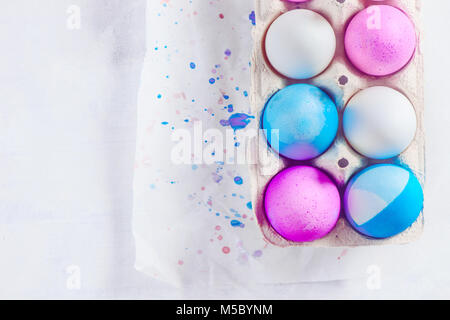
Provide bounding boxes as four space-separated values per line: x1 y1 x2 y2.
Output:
345 5 416 76
265 166 341 242
265 9 336 79
343 86 417 160
263 84 338 160
344 164 423 239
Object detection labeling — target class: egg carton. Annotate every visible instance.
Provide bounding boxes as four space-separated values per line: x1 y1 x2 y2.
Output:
249 0 424 247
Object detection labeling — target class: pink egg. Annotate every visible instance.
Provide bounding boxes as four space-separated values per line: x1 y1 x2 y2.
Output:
345 5 416 76
264 166 340 242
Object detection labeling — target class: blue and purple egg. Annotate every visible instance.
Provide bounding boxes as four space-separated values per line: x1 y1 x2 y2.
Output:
262 84 338 161
344 164 424 239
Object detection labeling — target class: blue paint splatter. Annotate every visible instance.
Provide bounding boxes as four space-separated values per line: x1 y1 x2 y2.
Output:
209 78 216 84
230 220 244 228
234 176 243 185
246 201 252 210
249 11 256 26
190 62 196 69
161 121 169 125
220 113 254 131
227 104 234 113
157 94 162 99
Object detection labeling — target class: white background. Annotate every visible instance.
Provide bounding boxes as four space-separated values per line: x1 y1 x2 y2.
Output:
0 0 449 299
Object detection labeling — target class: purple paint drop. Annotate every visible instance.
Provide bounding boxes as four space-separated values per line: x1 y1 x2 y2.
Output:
212 172 223 183
252 250 263 258
220 113 254 131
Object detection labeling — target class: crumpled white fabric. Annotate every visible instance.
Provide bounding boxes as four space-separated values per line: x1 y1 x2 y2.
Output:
132 0 376 287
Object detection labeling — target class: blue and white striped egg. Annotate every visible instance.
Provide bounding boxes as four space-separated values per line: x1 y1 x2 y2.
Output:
344 164 424 239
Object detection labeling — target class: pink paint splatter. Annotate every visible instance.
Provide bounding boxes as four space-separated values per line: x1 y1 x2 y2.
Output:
222 246 230 254
337 249 348 260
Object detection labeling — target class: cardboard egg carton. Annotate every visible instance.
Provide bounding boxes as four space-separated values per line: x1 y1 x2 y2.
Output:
249 0 424 247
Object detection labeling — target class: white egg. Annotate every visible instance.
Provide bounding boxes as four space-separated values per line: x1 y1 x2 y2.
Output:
343 86 417 160
265 9 336 79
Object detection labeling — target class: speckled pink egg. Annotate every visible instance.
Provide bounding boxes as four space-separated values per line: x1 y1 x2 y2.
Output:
345 5 416 76
264 166 340 242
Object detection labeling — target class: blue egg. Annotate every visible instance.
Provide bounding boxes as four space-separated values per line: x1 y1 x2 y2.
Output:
344 164 424 239
262 84 338 160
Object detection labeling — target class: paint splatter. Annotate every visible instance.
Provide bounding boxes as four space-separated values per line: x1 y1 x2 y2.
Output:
230 220 243 227
337 249 348 260
249 11 256 26
234 176 243 185
222 246 230 254
246 201 252 209
209 78 216 84
224 49 232 57
220 113 254 131
252 250 263 258
212 172 223 183
190 62 196 69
